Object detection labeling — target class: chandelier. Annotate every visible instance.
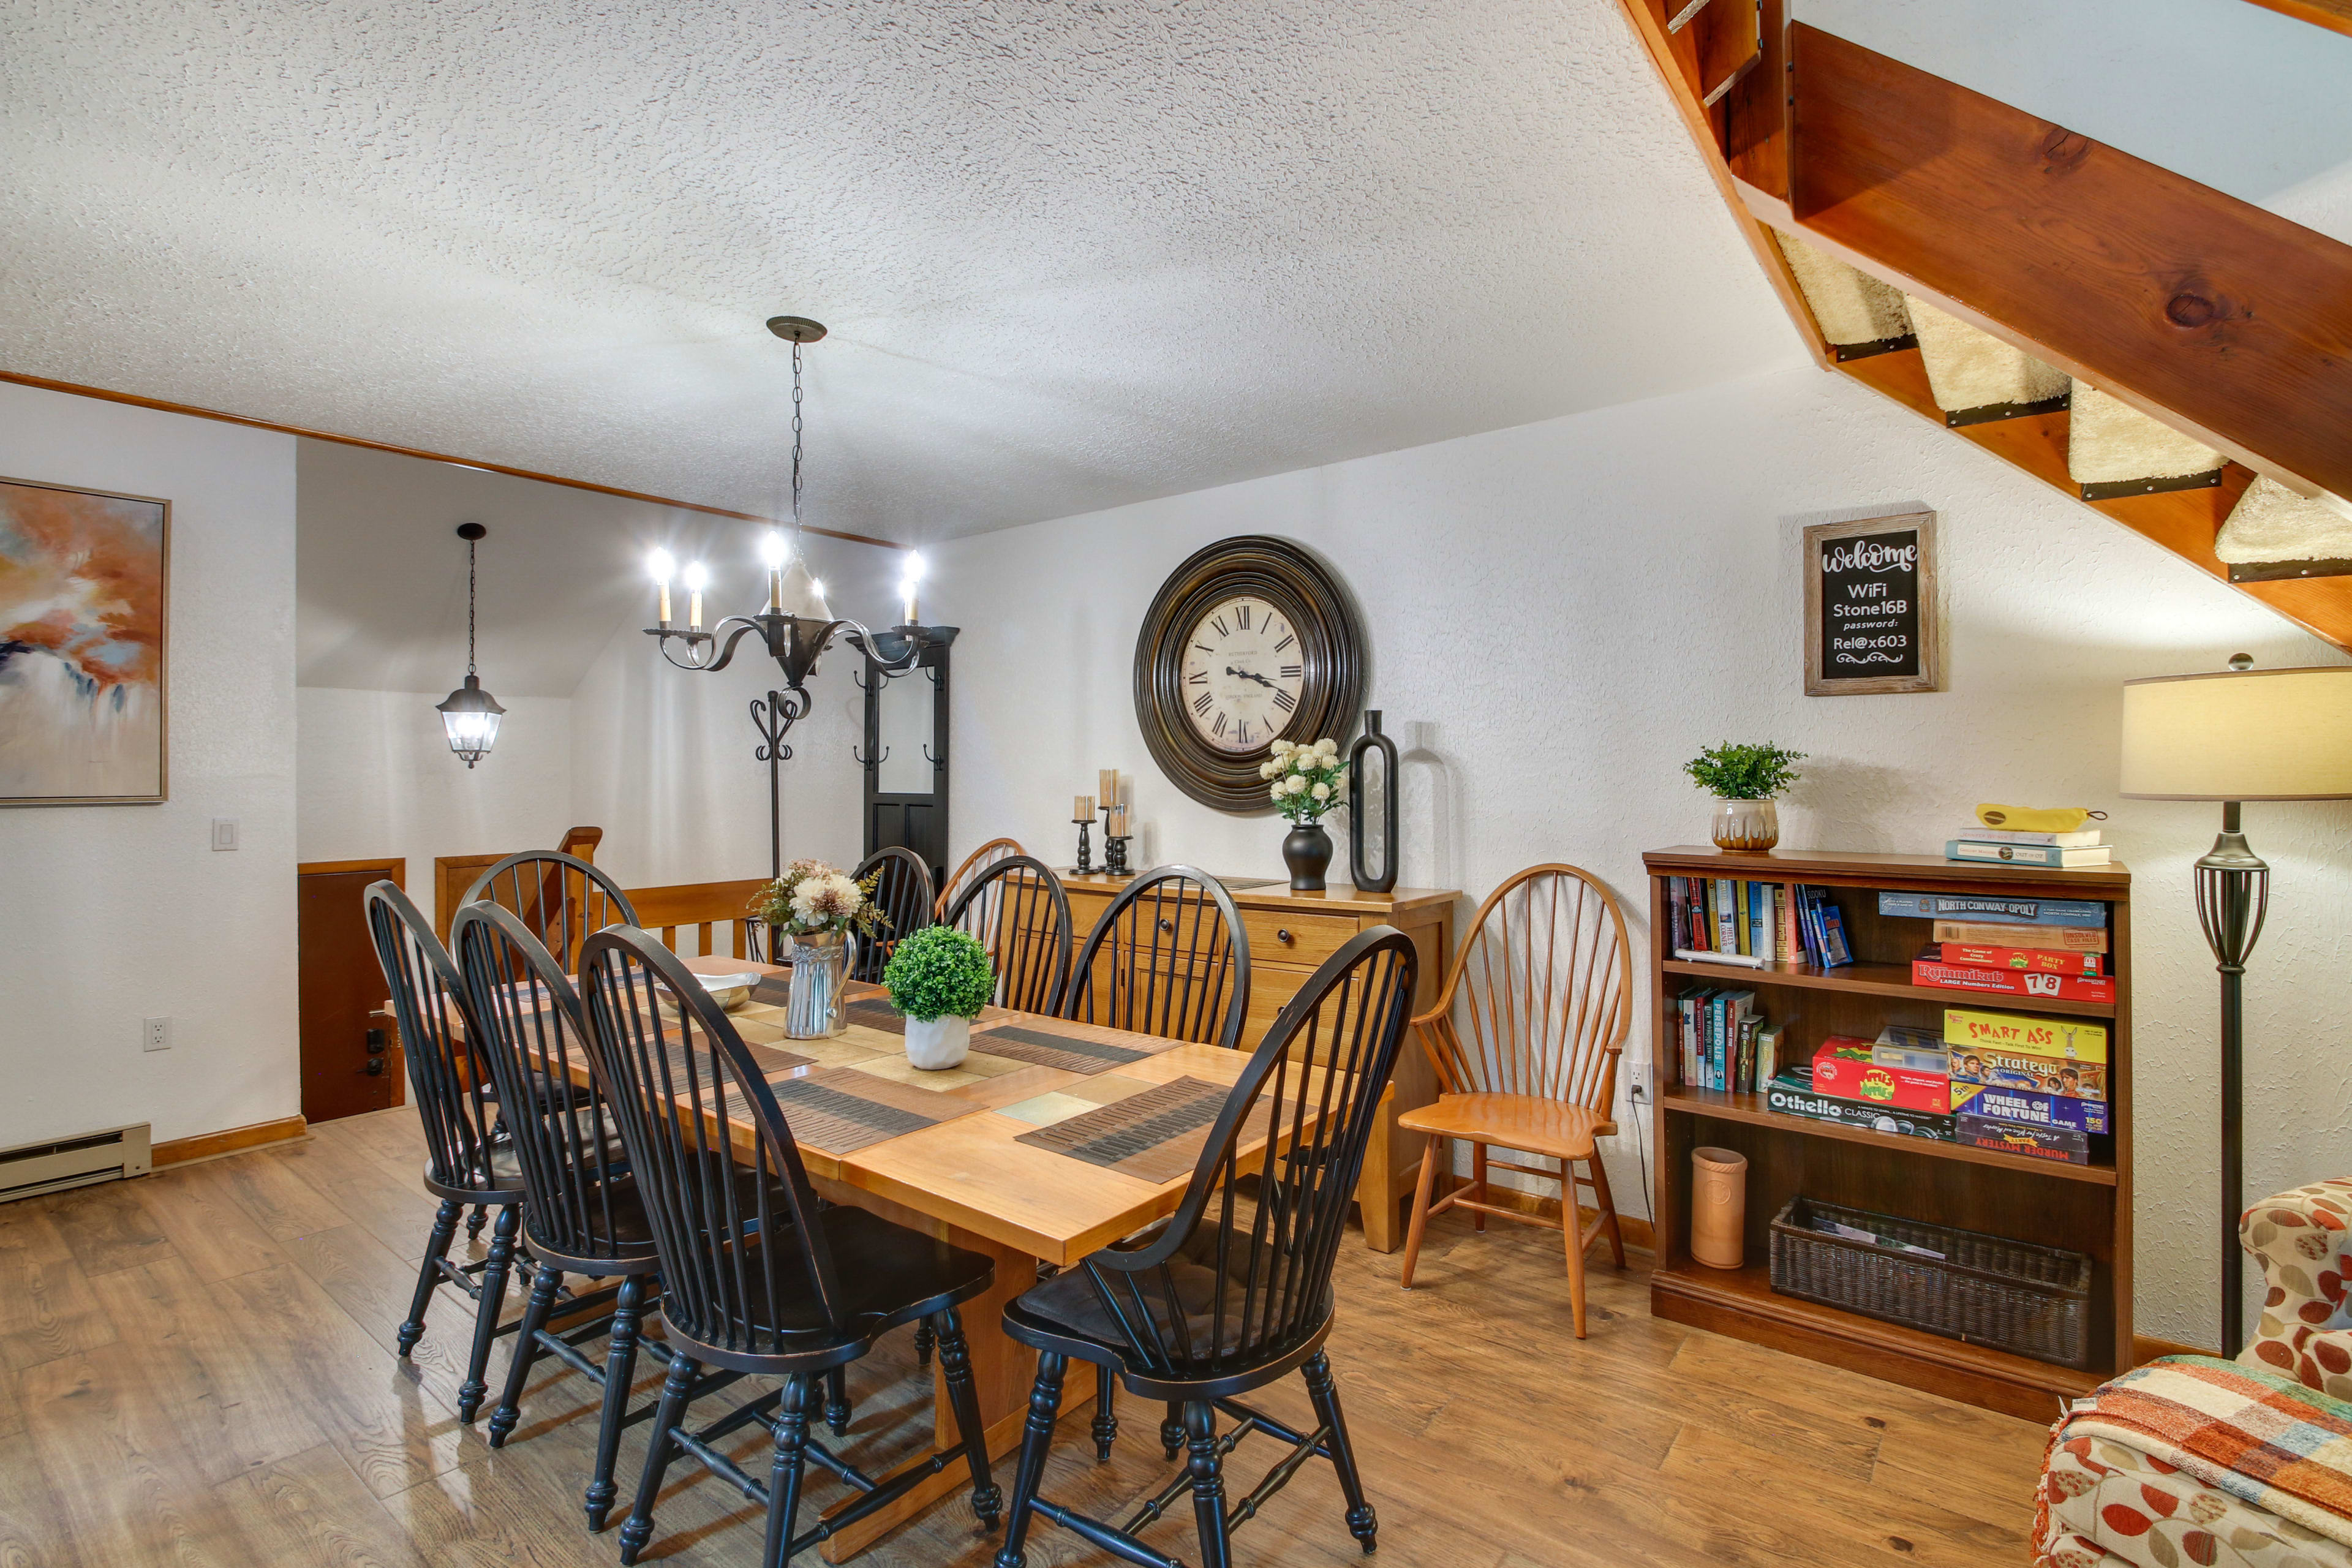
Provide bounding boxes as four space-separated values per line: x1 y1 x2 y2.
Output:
435 522 503 767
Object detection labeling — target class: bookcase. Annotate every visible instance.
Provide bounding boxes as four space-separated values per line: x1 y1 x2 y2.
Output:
1641 845 2132 1419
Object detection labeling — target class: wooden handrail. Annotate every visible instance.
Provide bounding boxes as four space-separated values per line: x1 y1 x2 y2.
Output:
621 878 771 959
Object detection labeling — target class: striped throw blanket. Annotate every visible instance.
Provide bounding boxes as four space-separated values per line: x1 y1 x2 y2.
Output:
2056 1356 2352 1548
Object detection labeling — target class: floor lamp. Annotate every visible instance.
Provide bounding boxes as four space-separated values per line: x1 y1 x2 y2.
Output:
2119 657 2352 1355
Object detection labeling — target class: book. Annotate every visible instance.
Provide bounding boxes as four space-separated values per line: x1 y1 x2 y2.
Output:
1747 882 1769 962
1811 1036 1951 1113
1755 1021 1784 1086
1943 1008 2109 1063
1676 948 1765 969
1964 827 2105 847
1713 878 1739 954
1949 1080 2109 1134
1767 1074 1956 1141
1877 893 2108 927
1776 885 1801 964
1937 942 2105 976
1811 888 1854 967
1956 1114 2087 1165
1912 948 2117 1003
1932 920 2109 954
1946 839 2114 869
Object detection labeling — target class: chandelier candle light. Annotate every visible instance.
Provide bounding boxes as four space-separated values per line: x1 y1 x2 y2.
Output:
641 315 956 876
435 522 505 767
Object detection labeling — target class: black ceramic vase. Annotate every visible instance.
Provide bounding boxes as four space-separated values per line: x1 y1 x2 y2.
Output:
1346 709 1400 893
1283 822 1333 892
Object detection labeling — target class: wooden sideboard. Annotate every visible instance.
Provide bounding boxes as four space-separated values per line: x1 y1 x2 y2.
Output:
1059 874 1458 1251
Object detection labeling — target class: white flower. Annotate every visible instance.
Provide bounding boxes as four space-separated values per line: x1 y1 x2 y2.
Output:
1270 739 1294 756
1316 737 1338 756
1291 775 1311 795
1270 782 1285 802
1311 781 1330 801
1259 760 1276 778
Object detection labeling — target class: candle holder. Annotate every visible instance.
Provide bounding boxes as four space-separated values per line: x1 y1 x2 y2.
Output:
1070 816 1095 876
1102 832 1133 878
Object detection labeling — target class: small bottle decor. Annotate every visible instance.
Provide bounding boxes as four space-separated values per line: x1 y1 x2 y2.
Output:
883 925 996 1070
750 859 886 1038
1682 741 1806 853
1262 737 1348 891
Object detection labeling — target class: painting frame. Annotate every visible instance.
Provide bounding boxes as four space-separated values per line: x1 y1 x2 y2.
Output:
0 474 171 805
1803 510 1942 697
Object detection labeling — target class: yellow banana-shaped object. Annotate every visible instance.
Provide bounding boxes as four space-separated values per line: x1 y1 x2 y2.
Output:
1975 803 2105 833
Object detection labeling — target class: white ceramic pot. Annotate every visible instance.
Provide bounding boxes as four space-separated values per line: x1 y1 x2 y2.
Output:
903 1014 972 1071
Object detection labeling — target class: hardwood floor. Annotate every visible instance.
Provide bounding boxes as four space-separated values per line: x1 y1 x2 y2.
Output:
0 1109 2049 1567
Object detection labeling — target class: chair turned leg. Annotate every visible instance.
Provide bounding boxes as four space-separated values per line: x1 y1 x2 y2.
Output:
1400 1134 1442 1290
823 1366 850 1436
1183 1401 1234 1568
992 1352 1066 1568
458 1203 520 1423
584 1273 648 1531
466 1203 488 1241
488 1260 560 1446
758 1375 811 1568
1160 1401 1184 1462
932 1310 1001 1527
1303 1351 1378 1553
913 1319 935 1368
400 1197 462 1356
1091 1364 1118 1462
619 1352 699 1566
1585 1153 1627 1268
1562 1175 1590 1340
1470 1142 1488 1232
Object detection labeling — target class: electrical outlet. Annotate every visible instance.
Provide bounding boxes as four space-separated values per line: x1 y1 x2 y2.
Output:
142 1016 171 1052
1629 1059 1653 1100
211 818 239 851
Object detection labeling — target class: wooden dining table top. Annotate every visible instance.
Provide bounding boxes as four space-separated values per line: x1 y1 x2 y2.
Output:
660 954 1272 1267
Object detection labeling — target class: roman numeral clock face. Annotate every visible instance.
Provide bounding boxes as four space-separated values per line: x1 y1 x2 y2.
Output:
1182 597 1306 752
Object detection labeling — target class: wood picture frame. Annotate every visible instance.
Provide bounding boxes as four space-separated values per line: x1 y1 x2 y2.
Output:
1803 511 1941 696
0 475 171 804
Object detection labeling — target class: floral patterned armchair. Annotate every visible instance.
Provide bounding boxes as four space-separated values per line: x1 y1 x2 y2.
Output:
2035 1178 2352 1567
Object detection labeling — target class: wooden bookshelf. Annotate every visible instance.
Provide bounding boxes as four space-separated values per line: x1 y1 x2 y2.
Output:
1642 846 2132 1420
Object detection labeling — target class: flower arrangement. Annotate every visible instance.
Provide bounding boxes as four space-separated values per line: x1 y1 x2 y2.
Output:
1682 742 1806 801
883 926 997 1023
1261 737 1348 823
749 858 888 938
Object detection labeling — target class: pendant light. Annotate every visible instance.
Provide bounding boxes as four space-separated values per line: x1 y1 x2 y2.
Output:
435 521 505 767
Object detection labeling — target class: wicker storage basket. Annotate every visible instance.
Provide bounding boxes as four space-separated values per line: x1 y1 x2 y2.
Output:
1767 1196 2093 1368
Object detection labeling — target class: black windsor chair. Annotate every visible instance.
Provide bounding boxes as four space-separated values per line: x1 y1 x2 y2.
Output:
451 901 674 1530
993 926 1417 1568
363 881 529 1425
1058 864 1253 1459
943 853 1074 1016
848 846 936 984
576 925 1001 1568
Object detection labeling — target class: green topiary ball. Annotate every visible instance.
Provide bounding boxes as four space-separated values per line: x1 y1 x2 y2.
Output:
883 925 997 1022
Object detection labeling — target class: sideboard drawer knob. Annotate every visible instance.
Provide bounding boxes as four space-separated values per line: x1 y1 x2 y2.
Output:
1276 928 1294 944
1158 918 1175 933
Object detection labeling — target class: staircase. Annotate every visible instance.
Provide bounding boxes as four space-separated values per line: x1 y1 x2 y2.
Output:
1618 2 2352 651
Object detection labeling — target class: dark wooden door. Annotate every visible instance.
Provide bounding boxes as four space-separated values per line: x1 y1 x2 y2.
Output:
299 866 400 1123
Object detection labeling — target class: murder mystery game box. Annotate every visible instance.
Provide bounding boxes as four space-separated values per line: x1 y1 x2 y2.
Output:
1956 1115 2089 1164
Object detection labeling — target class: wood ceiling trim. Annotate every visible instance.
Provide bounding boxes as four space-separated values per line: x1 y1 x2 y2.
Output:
2241 0 2352 39
0 369 904 551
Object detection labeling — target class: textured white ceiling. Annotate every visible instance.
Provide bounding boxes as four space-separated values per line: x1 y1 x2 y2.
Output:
2 0 1799 543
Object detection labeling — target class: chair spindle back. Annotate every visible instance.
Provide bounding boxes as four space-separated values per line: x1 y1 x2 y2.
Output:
578 926 845 1359
1061 865 1251 1049
364 881 502 1193
1423 864 1630 1110
935 837 1025 919
942 854 1072 1014
452 902 631 1260
461 850 638 973
850 846 937 984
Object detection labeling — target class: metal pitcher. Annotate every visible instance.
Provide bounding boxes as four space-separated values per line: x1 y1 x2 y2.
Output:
782 929 853 1038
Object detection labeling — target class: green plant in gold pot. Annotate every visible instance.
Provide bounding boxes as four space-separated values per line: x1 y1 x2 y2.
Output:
1683 742 1806 852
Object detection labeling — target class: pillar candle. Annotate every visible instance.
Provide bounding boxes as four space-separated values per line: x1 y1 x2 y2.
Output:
1074 794 1093 821
1109 807 1128 837
1098 769 1118 810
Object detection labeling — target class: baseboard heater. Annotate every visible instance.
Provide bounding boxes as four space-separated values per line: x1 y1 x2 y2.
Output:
0 1124 153 1204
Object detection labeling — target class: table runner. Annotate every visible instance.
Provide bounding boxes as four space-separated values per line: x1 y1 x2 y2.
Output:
1014 1075 1242 1184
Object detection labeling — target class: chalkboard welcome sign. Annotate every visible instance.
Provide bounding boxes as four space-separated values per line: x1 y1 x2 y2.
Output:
1803 511 1940 696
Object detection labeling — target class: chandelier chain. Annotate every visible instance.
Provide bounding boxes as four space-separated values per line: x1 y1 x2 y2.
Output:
790 341 805 532
466 537 477 677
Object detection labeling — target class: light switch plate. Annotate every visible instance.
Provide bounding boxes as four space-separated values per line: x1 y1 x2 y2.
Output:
211 818 239 851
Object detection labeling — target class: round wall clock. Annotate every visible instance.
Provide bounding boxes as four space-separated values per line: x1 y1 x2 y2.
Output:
1134 535 1365 813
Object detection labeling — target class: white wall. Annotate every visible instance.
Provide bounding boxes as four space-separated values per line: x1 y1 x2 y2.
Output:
0 382 299 1148
930 362 2352 1348
295 687 579 885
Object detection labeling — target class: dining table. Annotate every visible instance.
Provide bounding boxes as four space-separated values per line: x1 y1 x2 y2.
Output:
646 952 1284 1562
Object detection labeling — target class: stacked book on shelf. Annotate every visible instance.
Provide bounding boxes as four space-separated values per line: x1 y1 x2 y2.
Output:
1670 984 1786 1091
1880 891 2117 1003
1664 875 1851 970
1757 1007 2109 1165
1944 826 2113 869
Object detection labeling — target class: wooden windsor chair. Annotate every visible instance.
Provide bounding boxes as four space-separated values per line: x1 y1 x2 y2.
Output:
942 853 1072 1015
362 881 529 1424
850 846 936 984
935 836 1025 920
1058 864 1253 1460
992 927 1419 1568
1398 864 1632 1338
577 926 1001 1568
451 901 674 1530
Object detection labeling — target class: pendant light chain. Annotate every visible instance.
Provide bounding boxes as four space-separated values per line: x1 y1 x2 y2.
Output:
466 535 478 678
790 340 805 540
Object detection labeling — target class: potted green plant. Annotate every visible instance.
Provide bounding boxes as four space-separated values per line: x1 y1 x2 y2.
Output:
749 859 886 1038
883 925 997 1069
1261 737 1349 890
1682 742 1806 852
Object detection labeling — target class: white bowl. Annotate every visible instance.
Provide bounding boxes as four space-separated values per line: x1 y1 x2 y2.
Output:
695 971 764 1011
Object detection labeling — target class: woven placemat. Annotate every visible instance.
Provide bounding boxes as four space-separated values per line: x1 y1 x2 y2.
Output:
841 996 907 1036
1014 1075 1240 1184
766 1066 980 1155
974 1023 1157 1076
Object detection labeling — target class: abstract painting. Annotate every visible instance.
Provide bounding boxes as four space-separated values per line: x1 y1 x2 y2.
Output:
0 477 169 804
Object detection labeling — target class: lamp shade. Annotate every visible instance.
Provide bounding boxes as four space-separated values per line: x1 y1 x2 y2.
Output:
435 674 505 769
2119 665 2352 800
777 556 832 620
